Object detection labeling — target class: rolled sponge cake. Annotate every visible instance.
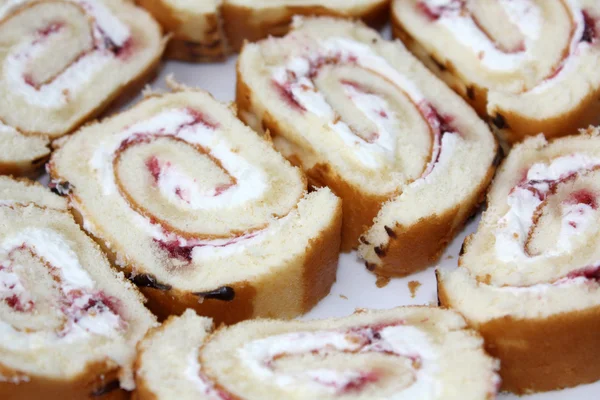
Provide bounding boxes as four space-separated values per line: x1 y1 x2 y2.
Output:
0 0 164 176
237 17 497 276
0 176 157 400
438 128 600 393
49 84 342 325
134 307 500 400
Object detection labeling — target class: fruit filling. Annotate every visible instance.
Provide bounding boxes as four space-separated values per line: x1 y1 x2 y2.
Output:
271 37 460 174
0 228 125 340
88 107 290 263
4 0 133 107
581 10 597 43
417 0 540 70
495 154 600 286
235 321 440 396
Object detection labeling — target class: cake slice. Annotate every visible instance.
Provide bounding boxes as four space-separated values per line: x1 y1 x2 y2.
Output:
49 84 342 325
237 17 497 276
0 0 164 176
223 0 389 51
438 128 600 393
0 177 157 399
135 307 499 400
392 0 600 145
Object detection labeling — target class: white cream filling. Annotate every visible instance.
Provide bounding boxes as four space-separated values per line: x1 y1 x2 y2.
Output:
0 0 130 45
184 348 223 399
0 120 18 134
0 228 122 348
238 325 440 399
498 0 542 40
342 83 397 155
2 228 94 290
527 0 588 94
2 0 131 109
90 108 267 210
421 0 541 71
272 37 428 169
77 0 130 46
88 108 288 262
153 162 226 207
495 154 600 263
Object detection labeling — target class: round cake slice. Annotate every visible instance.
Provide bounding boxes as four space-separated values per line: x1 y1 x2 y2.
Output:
237 17 497 276
135 307 500 400
0 177 157 399
49 84 342 325
392 0 600 145
0 0 164 176
438 128 600 393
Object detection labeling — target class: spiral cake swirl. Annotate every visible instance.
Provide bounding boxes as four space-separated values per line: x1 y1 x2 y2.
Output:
49 85 342 325
237 17 497 276
0 176 156 400
438 129 600 393
392 0 600 144
0 0 163 176
135 307 500 400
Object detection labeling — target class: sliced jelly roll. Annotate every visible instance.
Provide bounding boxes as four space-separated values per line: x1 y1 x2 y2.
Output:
49 86 343 326
438 129 600 393
0 0 164 176
237 17 496 274
0 177 157 400
137 0 228 61
222 0 390 52
134 307 499 400
392 0 600 145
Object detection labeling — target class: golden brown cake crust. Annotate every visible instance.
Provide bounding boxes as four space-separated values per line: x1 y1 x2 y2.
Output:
490 90 600 145
136 0 228 61
437 271 600 394
223 0 390 52
0 361 128 400
371 160 494 277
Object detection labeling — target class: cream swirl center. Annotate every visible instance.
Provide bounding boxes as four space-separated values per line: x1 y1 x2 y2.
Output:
0 227 124 348
237 322 440 398
271 37 460 179
2 0 132 108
